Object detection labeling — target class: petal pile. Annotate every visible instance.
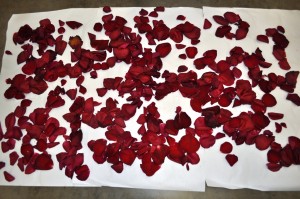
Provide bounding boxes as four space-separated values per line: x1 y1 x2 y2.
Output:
0 7 299 184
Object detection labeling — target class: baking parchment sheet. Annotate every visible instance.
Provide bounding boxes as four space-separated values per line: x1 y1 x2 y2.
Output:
0 7 299 191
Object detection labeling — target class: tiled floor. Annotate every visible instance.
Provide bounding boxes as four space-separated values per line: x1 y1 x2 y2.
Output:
1 0 300 198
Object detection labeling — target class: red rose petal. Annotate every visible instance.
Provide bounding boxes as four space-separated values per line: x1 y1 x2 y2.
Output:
34 154 53 170
225 154 238 166
185 46 198 59
213 15 229 25
149 11 158 18
66 21 83 29
220 142 233 154
267 112 284 120
262 93 277 107
4 171 15 182
235 27 248 40
103 6 111 13
179 134 200 153
66 88 77 100
267 150 281 163
224 12 240 23
75 165 90 181
257 35 269 43
140 154 160 176
279 59 291 70
215 25 231 38
178 65 188 73
5 50 12 55
267 163 282 172
275 122 282 133
93 23 103 32
203 19 212 29
120 148 136 165
252 112 270 130
286 93 300 106
9 151 19 166
155 43 172 58
200 135 216 148
177 15 186 20
58 27 65 34
0 162 5 170
174 111 192 129
255 134 273 150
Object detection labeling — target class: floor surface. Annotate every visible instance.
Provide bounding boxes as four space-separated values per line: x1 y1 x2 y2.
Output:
0 0 300 198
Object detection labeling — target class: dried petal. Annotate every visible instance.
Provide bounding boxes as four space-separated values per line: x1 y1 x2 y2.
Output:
225 154 238 166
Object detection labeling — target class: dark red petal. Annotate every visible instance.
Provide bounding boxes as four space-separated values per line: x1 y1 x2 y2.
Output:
286 93 300 106
267 163 282 172
267 150 281 163
262 93 277 107
185 47 198 59
21 99 32 107
177 15 186 20
4 171 15 182
235 28 248 40
58 27 65 34
34 154 53 170
103 6 111 13
257 35 269 43
213 15 229 25
179 54 187 59
93 23 103 32
5 112 16 129
255 134 272 150
0 162 5 170
111 162 123 173
178 65 188 73
149 11 158 18
22 61 36 75
267 112 284 120
224 12 240 23
200 135 216 148
79 85 87 94
55 40 67 55
21 144 34 159
279 59 291 70
140 155 160 176
5 50 12 55
220 142 233 154
75 165 90 181
179 134 200 153
9 151 19 165
66 88 77 100
139 8 148 16
252 112 270 130
174 111 192 129
275 122 282 133
120 149 136 165
203 19 212 29
225 154 238 166
215 25 231 38
66 21 83 29
155 43 171 58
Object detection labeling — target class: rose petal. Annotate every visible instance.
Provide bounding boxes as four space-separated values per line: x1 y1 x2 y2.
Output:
155 43 171 58
225 154 238 166
4 171 15 182
220 142 233 154
66 21 83 29
286 93 300 106
203 19 212 29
